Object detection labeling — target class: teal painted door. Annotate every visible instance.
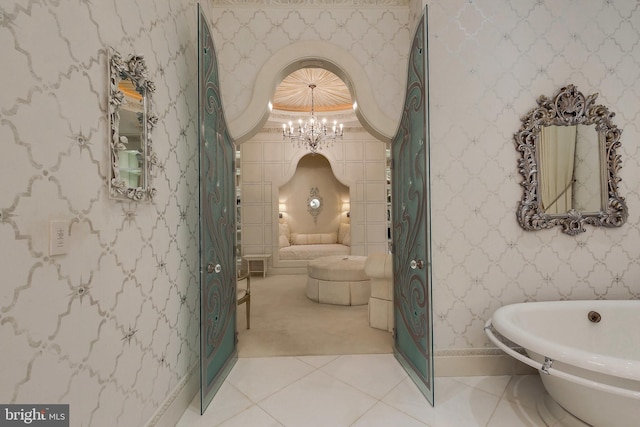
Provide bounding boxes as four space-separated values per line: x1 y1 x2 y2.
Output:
198 5 238 413
392 7 434 406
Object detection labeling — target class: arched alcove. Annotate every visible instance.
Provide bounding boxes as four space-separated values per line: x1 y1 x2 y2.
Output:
279 154 349 235
234 47 392 274
228 41 396 144
274 154 353 270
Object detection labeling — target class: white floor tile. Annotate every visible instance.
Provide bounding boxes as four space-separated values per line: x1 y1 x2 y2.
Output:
320 354 408 399
225 356 315 402
381 377 435 422
183 382 254 426
351 401 430 427
218 405 284 427
174 403 203 427
259 370 377 427
384 377 501 427
486 399 547 427
503 375 545 409
451 375 512 397
176 356 553 427
296 354 339 368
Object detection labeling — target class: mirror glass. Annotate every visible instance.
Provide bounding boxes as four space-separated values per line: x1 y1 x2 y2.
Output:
515 85 627 235
537 124 602 214
309 198 321 209
108 47 157 201
306 187 323 223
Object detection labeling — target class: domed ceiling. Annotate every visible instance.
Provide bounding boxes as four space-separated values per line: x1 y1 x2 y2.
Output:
268 68 359 129
272 68 352 112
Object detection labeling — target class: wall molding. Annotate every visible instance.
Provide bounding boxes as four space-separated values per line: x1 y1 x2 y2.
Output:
145 362 199 427
435 348 536 377
213 0 409 7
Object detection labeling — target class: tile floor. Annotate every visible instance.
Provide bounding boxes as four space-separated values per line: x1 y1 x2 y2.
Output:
176 353 549 427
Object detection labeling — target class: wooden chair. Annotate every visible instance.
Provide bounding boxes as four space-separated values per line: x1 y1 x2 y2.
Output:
237 271 251 329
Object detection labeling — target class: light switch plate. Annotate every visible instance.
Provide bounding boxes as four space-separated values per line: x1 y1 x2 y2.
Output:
49 220 69 256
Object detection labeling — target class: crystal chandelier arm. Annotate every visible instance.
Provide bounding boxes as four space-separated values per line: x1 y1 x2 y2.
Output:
282 81 344 153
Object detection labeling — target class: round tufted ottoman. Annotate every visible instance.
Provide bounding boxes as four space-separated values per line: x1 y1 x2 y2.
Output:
306 255 370 305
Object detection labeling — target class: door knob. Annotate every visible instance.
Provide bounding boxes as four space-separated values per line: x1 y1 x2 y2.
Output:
410 259 424 270
207 263 222 274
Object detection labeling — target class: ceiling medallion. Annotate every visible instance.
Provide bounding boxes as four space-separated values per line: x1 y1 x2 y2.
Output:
282 84 344 153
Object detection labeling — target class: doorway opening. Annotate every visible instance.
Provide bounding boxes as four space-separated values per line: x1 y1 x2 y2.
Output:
235 67 393 357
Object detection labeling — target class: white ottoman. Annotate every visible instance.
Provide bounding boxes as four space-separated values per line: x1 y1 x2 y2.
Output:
307 255 370 305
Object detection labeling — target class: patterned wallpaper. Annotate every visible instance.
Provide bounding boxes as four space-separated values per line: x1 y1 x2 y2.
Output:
2 1 640 425
212 0 640 355
209 0 412 126
426 0 640 350
1 1 200 425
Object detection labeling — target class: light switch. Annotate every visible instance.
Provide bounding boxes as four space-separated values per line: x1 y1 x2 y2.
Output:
49 220 69 256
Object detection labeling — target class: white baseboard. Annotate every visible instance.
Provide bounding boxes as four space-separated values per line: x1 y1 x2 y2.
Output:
435 349 536 377
145 362 199 427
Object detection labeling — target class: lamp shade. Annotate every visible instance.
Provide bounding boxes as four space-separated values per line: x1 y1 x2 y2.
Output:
279 203 286 212
342 202 350 212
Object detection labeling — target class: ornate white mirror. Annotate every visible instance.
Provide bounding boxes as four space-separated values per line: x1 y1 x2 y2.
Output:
515 84 627 235
108 47 157 201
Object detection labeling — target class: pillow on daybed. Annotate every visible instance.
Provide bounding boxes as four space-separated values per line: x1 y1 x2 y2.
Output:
290 232 337 245
279 234 290 248
338 223 350 246
279 223 291 247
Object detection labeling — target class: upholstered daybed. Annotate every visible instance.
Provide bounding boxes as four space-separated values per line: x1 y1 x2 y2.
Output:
278 222 350 260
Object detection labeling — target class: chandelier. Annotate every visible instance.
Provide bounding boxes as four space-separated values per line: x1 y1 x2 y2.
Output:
282 84 344 153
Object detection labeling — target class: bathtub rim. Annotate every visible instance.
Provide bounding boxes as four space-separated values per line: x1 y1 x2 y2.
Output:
490 300 640 382
485 319 640 401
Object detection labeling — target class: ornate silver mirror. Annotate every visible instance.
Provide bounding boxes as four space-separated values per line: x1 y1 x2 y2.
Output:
108 47 157 201
307 187 323 223
515 84 627 235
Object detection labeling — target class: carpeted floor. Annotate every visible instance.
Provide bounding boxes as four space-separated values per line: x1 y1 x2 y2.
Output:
237 274 393 357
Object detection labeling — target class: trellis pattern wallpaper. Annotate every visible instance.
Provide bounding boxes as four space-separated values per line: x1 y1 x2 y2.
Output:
209 0 412 126
2 0 640 425
426 0 640 350
1 1 200 426
210 0 640 355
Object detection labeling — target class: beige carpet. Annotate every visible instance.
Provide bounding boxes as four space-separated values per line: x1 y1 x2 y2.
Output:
237 274 393 357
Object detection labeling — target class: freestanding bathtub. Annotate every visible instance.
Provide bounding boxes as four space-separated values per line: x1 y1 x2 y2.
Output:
485 300 640 427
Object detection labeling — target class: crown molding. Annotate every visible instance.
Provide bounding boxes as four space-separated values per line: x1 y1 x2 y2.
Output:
212 0 409 7
259 125 364 133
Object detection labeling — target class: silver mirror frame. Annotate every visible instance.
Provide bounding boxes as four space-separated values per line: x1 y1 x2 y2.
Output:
307 187 323 223
515 84 627 235
108 47 158 201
